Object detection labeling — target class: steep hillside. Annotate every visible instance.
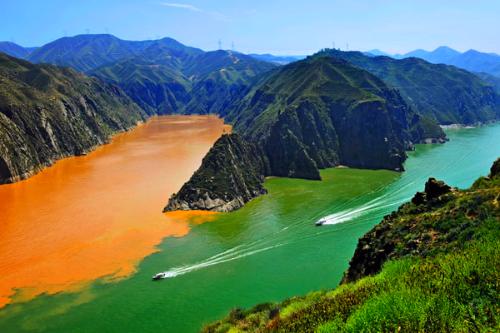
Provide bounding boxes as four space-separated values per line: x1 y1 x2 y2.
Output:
477 72 500 94
165 56 445 212
183 50 276 115
165 134 269 212
91 58 191 115
203 158 500 332
320 49 500 125
0 53 146 183
93 49 275 115
228 56 444 173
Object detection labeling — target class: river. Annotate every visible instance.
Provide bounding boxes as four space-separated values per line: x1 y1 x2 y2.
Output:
0 118 499 332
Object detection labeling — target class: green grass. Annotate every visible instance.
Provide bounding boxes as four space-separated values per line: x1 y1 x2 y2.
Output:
203 160 500 333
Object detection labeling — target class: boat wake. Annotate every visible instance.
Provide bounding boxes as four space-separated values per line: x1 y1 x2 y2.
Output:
319 179 418 226
153 243 285 280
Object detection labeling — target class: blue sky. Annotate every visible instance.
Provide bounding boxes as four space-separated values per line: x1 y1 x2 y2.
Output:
2 0 499 55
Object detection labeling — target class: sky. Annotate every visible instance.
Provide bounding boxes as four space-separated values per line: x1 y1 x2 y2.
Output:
1 0 499 55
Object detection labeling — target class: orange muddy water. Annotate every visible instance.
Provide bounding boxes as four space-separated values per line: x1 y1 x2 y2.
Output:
0 115 229 308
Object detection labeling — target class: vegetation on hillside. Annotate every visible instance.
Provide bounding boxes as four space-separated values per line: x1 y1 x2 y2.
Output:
166 56 447 212
203 158 500 332
318 49 500 125
0 52 145 183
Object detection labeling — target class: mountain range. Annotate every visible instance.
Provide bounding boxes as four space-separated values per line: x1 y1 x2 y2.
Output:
165 55 447 212
321 49 500 125
1 34 499 190
366 46 500 78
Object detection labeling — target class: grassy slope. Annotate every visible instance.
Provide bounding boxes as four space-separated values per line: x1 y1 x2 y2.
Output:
203 159 500 333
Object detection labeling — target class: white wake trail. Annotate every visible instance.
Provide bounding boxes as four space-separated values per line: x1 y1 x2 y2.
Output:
155 243 285 279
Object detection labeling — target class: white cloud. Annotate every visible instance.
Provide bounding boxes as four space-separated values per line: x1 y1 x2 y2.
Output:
160 3 202 12
160 2 229 21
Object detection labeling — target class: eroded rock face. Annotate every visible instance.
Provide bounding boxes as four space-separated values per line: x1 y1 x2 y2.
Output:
164 134 269 212
0 53 146 184
411 177 453 205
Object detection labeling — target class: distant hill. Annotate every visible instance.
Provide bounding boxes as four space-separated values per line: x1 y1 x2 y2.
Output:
0 52 145 184
27 34 161 72
364 49 391 57
318 49 500 125
248 53 305 65
385 46 500 78
0 42 36 59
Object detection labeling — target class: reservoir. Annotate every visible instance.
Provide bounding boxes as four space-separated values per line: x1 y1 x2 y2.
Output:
0 119 499 332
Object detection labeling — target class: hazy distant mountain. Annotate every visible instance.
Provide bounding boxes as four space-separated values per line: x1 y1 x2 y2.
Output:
248 53 305 65
404 46 461 63
364 49 391 57
0 42 36 59
392 46 500 78
319 49 500 125
27 34 156 72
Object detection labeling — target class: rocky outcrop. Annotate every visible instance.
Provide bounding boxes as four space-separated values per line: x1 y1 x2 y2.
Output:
0 52 146 184
411 177 453 205
164 134 269 212
342 167 499 284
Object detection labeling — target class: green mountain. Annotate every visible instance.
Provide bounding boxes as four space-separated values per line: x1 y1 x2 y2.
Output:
182 50 276 115
0 52 146 184
165 56 445 212
90 57 191 115
92 49 275 115
27 34 157 72
203 158 500 332
477 72 500 94
319 49 500 125
227 56 444 172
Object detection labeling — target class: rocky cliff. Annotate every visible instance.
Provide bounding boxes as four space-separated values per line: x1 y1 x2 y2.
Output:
0 53 146 184
166 56 446 212
164 134 269 212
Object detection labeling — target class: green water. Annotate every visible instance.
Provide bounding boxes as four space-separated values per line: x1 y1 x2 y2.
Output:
1 124 499 333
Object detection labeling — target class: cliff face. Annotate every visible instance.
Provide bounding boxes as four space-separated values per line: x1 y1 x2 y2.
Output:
164 134 269 212
165 56 446 212
0 53 146 184
229 57 445 174
202 158 500 333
